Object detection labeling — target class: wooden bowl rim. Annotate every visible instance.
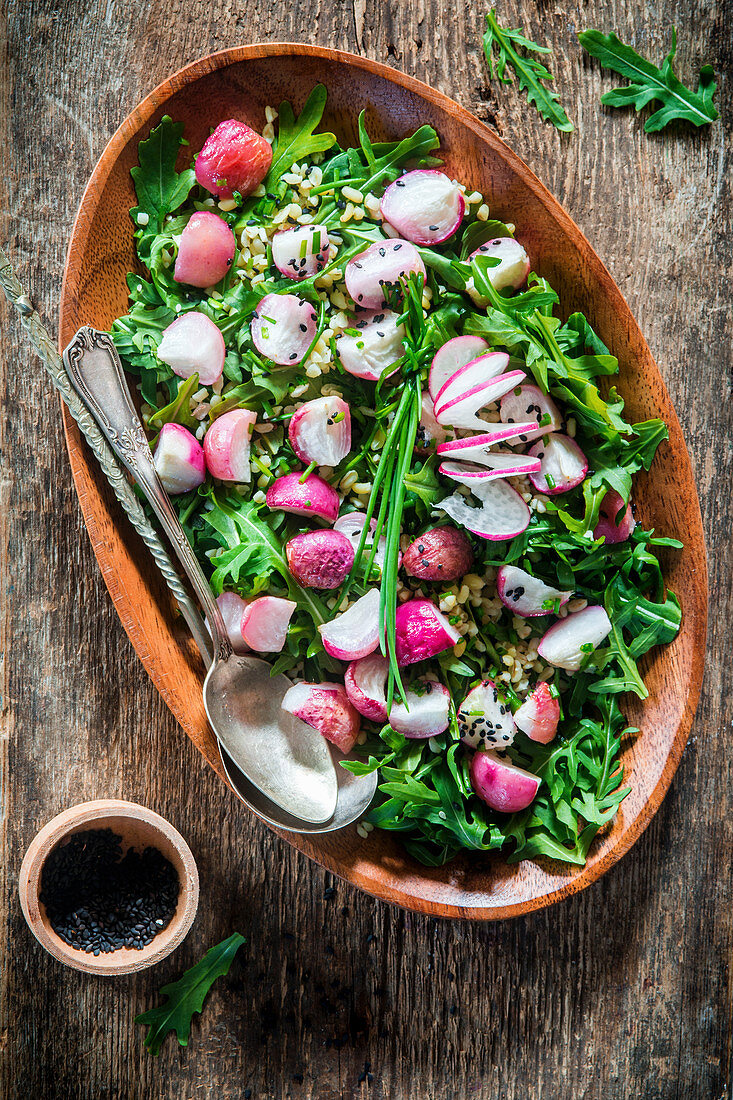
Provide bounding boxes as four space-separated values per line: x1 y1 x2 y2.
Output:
58 43 707 920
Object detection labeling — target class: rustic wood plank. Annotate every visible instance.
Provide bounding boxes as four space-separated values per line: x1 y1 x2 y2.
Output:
1 1 730 1098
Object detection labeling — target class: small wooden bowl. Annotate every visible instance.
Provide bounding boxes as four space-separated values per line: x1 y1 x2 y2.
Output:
19 800 199 975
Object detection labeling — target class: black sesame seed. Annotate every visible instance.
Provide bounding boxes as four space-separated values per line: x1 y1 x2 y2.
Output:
300 323 308 332
393 243 402 250
289 353 298 360
428 225 439 231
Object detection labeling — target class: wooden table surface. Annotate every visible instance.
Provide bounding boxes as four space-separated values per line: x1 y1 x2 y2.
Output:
1 2 730 1098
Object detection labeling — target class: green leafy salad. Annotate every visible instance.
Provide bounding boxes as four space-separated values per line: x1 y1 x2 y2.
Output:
110 86 681 868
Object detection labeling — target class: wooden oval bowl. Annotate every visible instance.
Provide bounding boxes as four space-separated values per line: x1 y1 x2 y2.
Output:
59 45 707 920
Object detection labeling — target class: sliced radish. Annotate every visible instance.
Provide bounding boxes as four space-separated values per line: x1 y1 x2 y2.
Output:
389 681 451 738
437 423 538 463
251 293 317 366
416 391 448 449
470 751 540 813
153 423 206 494
266 472 339 523
429 336 489 400
215 591 251 655
174 211 236 288
402 525 473 582
157 312 225 386
344 653 389 722
496 564 572 618
469 237 530 293
333 512 392 573
594 490 635 544
500 383 563 443
272 224 330 280
433 351 510 411
528 434 588 495
380 170 465 246
288 396 351 466
195 119 272 199
203 408 256 482
440 454 540 483
434 478 530 541
435 370 527 431
514 682 560 744
281 682 361 754
241 596 296 652
318 588 381 661
344 240 425 310
537 605 612 671
457 680 515 750
394 599 460 667
285 530 354 589
336 309 405 382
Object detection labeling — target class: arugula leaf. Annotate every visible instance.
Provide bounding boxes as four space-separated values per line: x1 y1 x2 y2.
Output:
483 8 574 133
266 85 337 188
136 933 245 1055
131 116 196 257
147 374 200 433
578 28 719 132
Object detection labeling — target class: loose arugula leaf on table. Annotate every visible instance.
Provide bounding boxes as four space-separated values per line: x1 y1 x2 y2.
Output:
136 933 245 1055
578 28 718 132
130 116 196 261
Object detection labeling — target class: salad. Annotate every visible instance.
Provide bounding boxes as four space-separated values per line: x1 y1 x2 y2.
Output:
110 86 682 867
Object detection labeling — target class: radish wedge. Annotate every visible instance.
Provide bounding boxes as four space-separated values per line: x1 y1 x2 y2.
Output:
437 423 538 462
195 119 272 199
457 680 515 749
435 370 527 431
395 599 460 666
174 211 236 288
528 434 588 495
514 683 560 744
288 396 351 466
281 682 361 754
215 591 251 655
344 653 389 722
470 751 540 813
344 240 425 310
251 293 317 366
469 237 530 292
435 478 530 541
333 512 392 572
429 336 489 400
496 564 572 618
285 530 354 589
594 490 635 544
203 408 256 482
241 596 296 653
336 309 405 382
440 455 540 483
266 472 339 523
433 351 509 410
157 312 225 385
390 681 451 738
319 588 382 661
537 605 612 671
380 170 465 246
500 383 563 443
272 224 330 280
153 423 206 495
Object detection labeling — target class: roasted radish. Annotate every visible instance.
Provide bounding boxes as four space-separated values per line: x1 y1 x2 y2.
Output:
435 477 530 541
457 680 515 749
435 370 526 431
241 596 296 652
250 293 317 366
389 680 451 738
470 751 540 813
272 224 330 280
157 312 226 385
333 512 390 573
500 383 562 443
514 683 560 744
203 408 256 483
496 564 572 618
215 591 250 655
195 119 272 199
281 682 361 754
344 653 389 722
344 240 425 310
265 472 340 523
336 309 405 382
469 237 530 293
594 490 635 544
537 605 612 671
433 351 509 411
394 599 460 666
402 526 473 582
318 588 381 661
174 211 236 288
153 423 206 494
285 530 354 589
288 396 351 466
528 434 588 495
428 336 489 400
380 170 465 245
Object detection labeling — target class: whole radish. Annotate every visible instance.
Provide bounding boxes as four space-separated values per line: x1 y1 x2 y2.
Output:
402 526 473 582
174 211 236 288
195 119 272 199
285 530 354 589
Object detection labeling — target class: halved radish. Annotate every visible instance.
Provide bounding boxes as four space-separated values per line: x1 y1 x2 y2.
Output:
266 472 339 522
500 383 563 443
344 653 389 722
318 588 381 661
394 599 460 666
389 680 451 738
281 682 361 754
435 370 527 431
174 211 236 288
496 564 572 618
272 224 330 280
288 396 351 466
203 409 256 483
380 170 465 246
429 336 489 400
416 391 448 449
528 434 588 495
594 490 635 544
433 351 509 411
333 512 392 573
241 596 296 652
537 605 612 671
195 119 272 199
153 423 206 494
440 454 540 483
285 530 354 589
215 591 251 655
457 680 515 749
402 526 473 582
157 312 226 385
437 423 538 463
434 478 530 541
250 293 317 366
344 240 425 310
336 309 405 382
469 237 530 292
470 751 540 813
514 683 560 744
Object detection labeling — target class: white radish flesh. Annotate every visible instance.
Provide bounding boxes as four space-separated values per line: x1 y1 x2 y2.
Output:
389 681 451 738
215 591 250 655
528 434 588 495
435 369 526 431
380 170 465 246
157 312 226 386
288 396 351 466
319 588 382 661
594 490 635 544
416 392 448 448
272 224 330 280
174 211 236 288
437 423 538 462
469 236 530 292
496 564 572 618
265 472 340 523
153 423 206 494
394 599 460 667
203 408 256 482
333 512 391 572
537 605 612 671
457 680 515 750
285 530 354 589
250 293 317 366
440 455 540 483
429 336 489 400
500 383 563 443
241 596 296 652
281 682 361 754
434 478 530 541
344 653 389 722
336 309 405 382
470 751 540 813
433 351 509 411
514 682 560 744
344 240 425 310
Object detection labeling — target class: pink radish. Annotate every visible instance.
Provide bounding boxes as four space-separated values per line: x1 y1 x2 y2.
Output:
429 336 489 400
174 211 236 288
333 512 391 573
318 588 381 661
469 236 530 293
437 423 538 462
594 490 635 544
537 605 612 671
394 599 460 667
157 312 225 386
470 751 540 813
416 392 448 448
195 119 272 199
433 351 509 411
266 472 339 522
344 653 389 722
288 396 351 466
402 526 473 582
344 240 425 310
435 478 530 541
514 683 560 744
241 596 296 652
281 682 361 754
203 409 256 483
457 680 515 749
153 423 206 494
500 383 563 443
528 434 588 495
496 564 572 618
440 454 540 483
380 170 465 245
336 309 405 382
389 681 451 738
251 293 317 366
272 224 330 280
435 370 527 431
215 591 251 654
285 530 354 589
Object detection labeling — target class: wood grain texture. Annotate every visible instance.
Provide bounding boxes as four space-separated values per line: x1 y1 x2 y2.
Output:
1 1 730 1097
